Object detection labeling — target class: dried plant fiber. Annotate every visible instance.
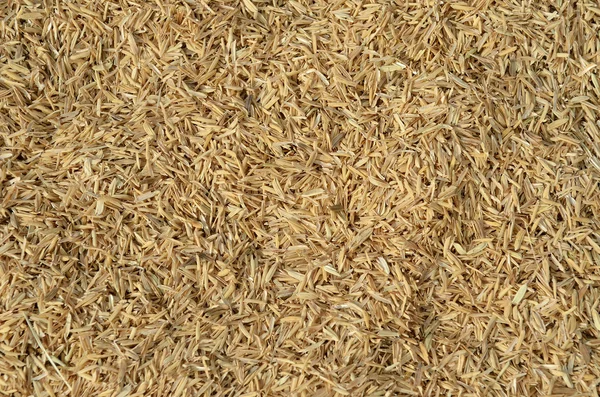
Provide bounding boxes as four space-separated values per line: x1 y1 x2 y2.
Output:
2 0 600 396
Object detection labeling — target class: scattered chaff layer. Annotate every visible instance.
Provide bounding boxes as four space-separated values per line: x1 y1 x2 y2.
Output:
2 0 600 396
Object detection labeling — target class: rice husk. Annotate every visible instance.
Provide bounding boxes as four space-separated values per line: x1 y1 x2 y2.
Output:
1 0 600 396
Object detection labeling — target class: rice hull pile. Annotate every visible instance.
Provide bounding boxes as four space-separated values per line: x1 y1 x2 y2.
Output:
2 0 600 396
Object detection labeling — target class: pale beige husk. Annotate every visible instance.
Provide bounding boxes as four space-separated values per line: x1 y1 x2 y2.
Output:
1 0 600 396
